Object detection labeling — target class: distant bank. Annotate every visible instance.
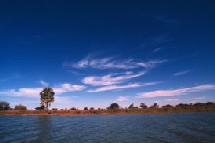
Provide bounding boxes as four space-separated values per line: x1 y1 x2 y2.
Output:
1 108 215 116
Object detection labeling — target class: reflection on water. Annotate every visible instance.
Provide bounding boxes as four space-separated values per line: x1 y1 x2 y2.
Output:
34 116 53 142
0 112 215 143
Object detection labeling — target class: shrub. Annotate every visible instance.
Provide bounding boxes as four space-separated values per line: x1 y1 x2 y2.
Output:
35 105 45 110
108 103 120 110
162 104 173 108
14 104 27 110
150 103 159 108
84 107 88 110
90 107 95 110
70 107 77 110
140 103 147 109
128 103 134 109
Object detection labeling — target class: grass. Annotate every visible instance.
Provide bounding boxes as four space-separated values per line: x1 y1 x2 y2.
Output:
0 107 215 116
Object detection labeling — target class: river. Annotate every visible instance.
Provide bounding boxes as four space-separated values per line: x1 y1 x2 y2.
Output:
0 112 215 143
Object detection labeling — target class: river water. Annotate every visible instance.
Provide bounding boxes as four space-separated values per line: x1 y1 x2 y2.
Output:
0 112 215 143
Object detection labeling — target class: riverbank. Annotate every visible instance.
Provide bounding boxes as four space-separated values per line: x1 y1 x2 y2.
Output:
1 108 215 116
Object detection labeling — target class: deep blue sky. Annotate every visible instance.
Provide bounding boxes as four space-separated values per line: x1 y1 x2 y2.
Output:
0 0 215 109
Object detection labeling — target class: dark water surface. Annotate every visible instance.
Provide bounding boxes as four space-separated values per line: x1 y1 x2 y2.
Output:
0 112 215 143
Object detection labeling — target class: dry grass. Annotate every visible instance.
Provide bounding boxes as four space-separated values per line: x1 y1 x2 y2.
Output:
0 107 215 116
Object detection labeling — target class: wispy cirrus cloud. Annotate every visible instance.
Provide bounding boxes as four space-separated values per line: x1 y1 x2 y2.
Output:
82 71 145 86
63 55 165 93
64 56 166 70
88 83 141 92
138 33 173 50
39 80 49 87
0 83 86 97
153 48 162 52
115 96 129 102
54 83 85 94
154 15 178 29
194 97 206 100
88 82 159 92
136 84 215 98
165 98 179 101
173 70 190 76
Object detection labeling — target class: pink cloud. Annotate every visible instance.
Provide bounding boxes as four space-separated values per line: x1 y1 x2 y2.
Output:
136 85 215 98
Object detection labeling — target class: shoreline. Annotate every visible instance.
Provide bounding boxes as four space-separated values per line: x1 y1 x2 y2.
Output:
1 109 215 116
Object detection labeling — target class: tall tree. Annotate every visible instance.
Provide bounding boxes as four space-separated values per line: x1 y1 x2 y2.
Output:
0 101 10 110
40 87 55 111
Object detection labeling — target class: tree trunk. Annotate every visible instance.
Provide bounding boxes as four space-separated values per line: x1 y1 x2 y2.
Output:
45 102 48 111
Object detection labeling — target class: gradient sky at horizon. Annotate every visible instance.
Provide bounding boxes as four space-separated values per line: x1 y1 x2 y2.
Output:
0 0 215 109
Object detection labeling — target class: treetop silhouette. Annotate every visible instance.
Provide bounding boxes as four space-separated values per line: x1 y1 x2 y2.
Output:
40 87 55 110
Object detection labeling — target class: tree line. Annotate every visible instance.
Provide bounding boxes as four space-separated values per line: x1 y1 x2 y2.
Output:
0 101 27 110
1 100 215 111
1 87 215 112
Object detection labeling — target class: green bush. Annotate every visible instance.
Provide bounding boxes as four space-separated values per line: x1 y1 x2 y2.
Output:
14 104 27 110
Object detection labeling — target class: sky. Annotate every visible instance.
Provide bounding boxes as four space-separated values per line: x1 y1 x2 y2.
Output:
0 0 215 109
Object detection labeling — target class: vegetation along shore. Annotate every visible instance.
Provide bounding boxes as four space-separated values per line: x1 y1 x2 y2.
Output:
0 101 215 116
1 87 215 116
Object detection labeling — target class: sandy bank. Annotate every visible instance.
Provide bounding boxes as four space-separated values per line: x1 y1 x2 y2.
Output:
1 108 215 116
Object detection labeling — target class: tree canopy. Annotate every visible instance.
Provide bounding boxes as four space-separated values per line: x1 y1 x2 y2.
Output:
40 87 55 110
0 101 10 110
84 107 88 110
108 103 120 109
128 103 134 109
140 103 147 109
14 104 27 110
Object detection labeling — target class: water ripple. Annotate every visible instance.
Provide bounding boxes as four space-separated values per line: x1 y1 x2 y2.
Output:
0 112 215 143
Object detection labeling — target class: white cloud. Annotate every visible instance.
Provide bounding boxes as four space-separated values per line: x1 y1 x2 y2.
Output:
88 82 158 92
54 83 85 94
153 48 162 52
136 84 215 98
115 96 129 102
82 71 145 86
173 70 190 76
0 83 85 97
194 97 206 100
0 88 42 97
88 83 141 92
165 98 179 101
65 57 165 70
39 80 49 86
